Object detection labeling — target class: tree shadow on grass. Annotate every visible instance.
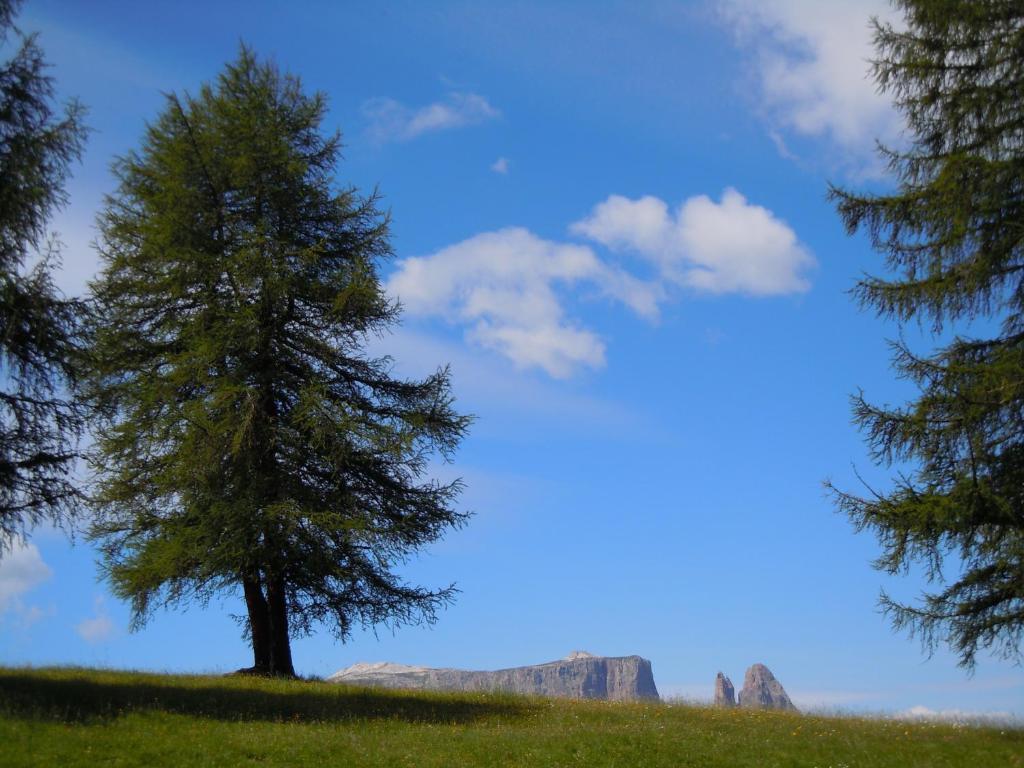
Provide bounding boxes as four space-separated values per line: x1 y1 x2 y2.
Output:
0 672 533 725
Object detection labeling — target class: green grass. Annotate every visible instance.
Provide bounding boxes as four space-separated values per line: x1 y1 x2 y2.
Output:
0 667 1018 767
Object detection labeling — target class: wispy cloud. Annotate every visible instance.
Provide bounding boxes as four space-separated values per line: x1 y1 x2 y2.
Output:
663 684 883 709
0 538 52 613
717 0 903 175
659 683 714 702
368 327 643 436
787 688 884 709
363 91 500 143
490 156 510 174
76 596 114 644
387 227 660 378
896 705 1021 726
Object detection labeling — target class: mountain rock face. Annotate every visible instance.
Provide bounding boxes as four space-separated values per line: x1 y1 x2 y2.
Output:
328 651 659 701
714 672 735 707
737 663 797 712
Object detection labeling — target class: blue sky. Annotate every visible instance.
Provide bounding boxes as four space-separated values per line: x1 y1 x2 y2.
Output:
1 0 1022 718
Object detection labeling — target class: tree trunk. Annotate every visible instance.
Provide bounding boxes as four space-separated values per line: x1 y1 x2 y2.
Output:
252 286 295 677
243 575 271 673
266 573 295 677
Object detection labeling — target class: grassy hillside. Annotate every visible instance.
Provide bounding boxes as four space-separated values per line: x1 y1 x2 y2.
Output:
0 667 1018 767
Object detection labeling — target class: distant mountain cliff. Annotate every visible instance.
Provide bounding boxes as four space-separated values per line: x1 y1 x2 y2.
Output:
328 650 659 701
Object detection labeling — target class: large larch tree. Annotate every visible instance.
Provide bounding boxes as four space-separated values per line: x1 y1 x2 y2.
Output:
84 48 470 676
829 0 1024 668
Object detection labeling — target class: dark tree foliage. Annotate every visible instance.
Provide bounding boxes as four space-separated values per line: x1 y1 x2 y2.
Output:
0 0 86 548
829 0 1024 668
83 48 471 676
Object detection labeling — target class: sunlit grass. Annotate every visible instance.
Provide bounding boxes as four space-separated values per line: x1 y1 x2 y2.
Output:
1 667 1019 767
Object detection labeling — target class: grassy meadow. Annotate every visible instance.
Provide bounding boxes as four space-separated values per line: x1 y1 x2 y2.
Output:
0 667 1019 767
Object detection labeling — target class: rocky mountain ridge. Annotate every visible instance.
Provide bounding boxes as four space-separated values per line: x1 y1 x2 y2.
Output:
328 651 659 701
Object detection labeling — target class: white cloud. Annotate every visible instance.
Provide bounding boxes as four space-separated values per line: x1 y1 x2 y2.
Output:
718 0 903 170
491 156 510 174
363 92 499 143
76 596 114 644
470 322 605 377
572 188 814 295
0 538 52 612
389 189 811 377
572 195 671 258
388 227 661 378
